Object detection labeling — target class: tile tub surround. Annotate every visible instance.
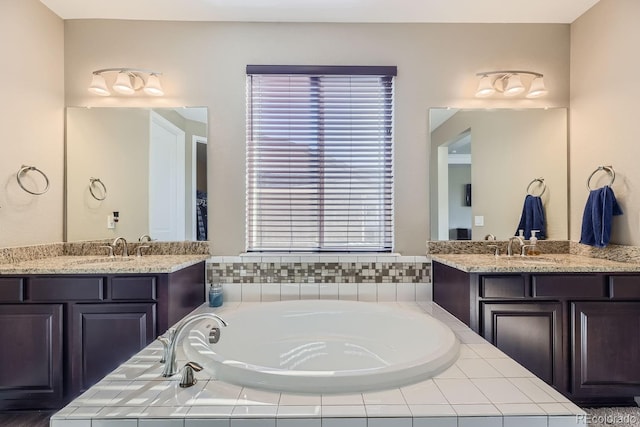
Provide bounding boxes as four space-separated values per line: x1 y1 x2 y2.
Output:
207 255 430 284
49 301 586 427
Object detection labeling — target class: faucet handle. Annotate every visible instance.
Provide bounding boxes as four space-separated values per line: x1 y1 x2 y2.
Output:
179 361 203 388
136 245 151 257
487 245 500 257
100 245 115 258
157 336 170 363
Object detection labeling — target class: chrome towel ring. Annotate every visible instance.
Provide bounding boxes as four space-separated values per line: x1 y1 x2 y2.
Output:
587 166 615 190
526 178 546 197
89 177 107 201
16 165 50 195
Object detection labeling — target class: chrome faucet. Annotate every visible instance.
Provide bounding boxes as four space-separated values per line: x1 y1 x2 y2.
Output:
112 236 129 257
161 312 228 377
507 236 525 257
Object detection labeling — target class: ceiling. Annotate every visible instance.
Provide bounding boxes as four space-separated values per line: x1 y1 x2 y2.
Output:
39 0 599 23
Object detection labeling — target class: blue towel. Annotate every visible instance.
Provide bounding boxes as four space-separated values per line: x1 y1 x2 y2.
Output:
515 195 546 239
580 185 623 248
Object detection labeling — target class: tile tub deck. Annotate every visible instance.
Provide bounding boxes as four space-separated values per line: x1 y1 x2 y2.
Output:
50 301 586 427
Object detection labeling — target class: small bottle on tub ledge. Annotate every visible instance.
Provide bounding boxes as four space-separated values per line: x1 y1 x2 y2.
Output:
208 282 224 307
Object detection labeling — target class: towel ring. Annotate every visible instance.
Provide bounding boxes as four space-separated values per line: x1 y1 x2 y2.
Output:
587 166 615 190
89 177 107 201
16 165 50 195
526 178 546 197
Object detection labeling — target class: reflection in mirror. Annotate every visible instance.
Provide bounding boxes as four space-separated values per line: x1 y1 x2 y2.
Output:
66 107 208 242
429 108 568 241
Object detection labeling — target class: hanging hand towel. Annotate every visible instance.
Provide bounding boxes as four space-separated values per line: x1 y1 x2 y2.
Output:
515 195 546 239
579 185 623 248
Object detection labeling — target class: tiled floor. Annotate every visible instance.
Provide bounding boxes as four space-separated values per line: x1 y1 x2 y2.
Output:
50 301 586 427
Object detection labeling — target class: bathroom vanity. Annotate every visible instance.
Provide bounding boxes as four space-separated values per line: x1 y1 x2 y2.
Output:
0 255 207 410
432 253 640 405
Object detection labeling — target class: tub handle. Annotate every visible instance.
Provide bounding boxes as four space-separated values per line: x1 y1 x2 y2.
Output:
179 361 203 388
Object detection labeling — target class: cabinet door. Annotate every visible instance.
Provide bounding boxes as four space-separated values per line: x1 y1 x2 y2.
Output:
0 304 63 409
69 303 156 396
572 301 640 400
482 302 563 388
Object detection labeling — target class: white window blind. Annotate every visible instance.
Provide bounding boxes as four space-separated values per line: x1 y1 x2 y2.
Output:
246 65 395 252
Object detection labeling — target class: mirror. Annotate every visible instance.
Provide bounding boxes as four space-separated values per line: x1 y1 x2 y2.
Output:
66 107 208 242
429 108 568 241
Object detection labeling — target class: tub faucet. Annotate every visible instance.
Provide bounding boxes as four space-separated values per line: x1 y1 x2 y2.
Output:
112 236 128 257
161 312 228 377
507 236 525 257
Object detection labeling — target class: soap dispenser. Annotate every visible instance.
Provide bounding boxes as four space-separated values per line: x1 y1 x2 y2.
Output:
528 230 541 256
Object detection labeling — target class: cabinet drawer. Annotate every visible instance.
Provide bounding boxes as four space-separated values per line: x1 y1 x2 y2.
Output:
609 276 640 299
111 277 156 300
29 277 104 301
481 275 526 298
532 274 605 298
0 278 24 302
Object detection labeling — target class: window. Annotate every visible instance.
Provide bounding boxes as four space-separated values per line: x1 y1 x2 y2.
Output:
246 65 396 252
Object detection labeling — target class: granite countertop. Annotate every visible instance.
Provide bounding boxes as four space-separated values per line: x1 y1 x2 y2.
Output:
0 254 209 275
430 253 640 273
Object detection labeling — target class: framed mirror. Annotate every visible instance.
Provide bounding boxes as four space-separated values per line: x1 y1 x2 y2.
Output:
65 107 208 242
429 108 568 241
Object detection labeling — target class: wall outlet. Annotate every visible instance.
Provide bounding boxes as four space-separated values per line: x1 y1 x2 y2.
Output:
474 215 485 226
107 215 116 229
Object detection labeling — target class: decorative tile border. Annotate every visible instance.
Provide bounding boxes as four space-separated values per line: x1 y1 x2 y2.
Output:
207 255 430 285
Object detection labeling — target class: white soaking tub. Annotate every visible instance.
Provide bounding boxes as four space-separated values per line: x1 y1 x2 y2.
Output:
183 300 459 393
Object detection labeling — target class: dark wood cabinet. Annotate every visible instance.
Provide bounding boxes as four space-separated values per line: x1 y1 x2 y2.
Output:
433 261 640 405
0 260 205 410
0 304 63 409
69 303 156 395
481 301 563 387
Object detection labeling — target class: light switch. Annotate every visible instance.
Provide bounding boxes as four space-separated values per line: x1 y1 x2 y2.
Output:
474 216 484 226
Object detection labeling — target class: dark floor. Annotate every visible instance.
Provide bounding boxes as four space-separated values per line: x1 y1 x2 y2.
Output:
0 411 55 427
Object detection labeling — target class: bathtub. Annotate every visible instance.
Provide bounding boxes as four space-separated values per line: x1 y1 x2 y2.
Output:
184 300 459 393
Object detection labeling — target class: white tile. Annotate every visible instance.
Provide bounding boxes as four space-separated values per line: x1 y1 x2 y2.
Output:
140 406 191 418
208 256 224 263
236 387 281 405
299 256 321 263
433 364 467 379
276 405 321 418
261 284 281 302
362 388 406 405
279 393 321 406
400 380 448 405
455 330 491 344
486 357 535 377
300 283 320 299
412 416 457 427
459 344 481 359
92 419 139 427
151 381 208 406
409 404 456 417
503 416 547 427
66 407 106 418
376 256 399 262
138 419 185 427
280 283 300 300
396 283 416 301
527 377 570 402
415 256 429 263
338 255 358 263
466 343 509 358
230 418 276 427
280 256 301 263
496 403 546 416
507 378 557 403
367 418 412 427
320 418 366 427
95 406 148 418
434 378 490 405
321 405 367 417
192 380 243 406
365 404 412 417
458 416 503 427
321 393 363 406
549 415 585 427
222 256 242 263
319 283 339 299
472 378 532 404
338 283 358 300
562 402 586 416
456 359 503 378
397 256 417 263
187 405 235 417
231 405 278 417
186 419 230 427
538 403 574 415
50 420 91 427
276 419 320 427
357 283 377 301
241 284 261 302
453 404 501 416
415 283 432 301
357 256 377 263
51 405 78 418
377 283 396 301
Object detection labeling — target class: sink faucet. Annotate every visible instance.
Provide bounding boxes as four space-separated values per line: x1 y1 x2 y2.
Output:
139 234 152 243
507 236 525 257
112 236 129 257
161 312 228 377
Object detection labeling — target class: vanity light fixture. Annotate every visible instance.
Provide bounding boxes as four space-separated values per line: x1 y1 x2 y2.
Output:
88 68 164 96
474 70 547 98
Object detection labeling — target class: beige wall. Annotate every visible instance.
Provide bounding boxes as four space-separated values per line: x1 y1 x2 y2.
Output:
63 21 570 255
431 109 569 241
570 0 639 245
0 0 64 247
